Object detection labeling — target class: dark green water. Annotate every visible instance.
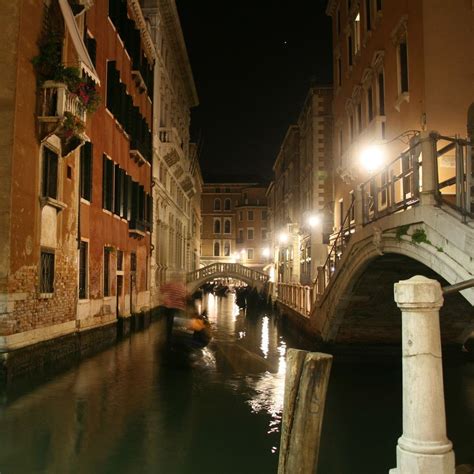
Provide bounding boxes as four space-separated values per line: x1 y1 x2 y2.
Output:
0 294 472 473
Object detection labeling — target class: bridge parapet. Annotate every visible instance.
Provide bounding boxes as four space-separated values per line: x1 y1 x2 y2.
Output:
187 262 269 293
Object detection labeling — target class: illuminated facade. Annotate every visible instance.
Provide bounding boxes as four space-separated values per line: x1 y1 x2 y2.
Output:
201 183 270 271
272 87 333 285
326 0 474 232
142 0 201 307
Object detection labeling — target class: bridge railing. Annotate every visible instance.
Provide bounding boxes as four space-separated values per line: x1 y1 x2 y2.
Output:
277 283 313 317
361 141 421 225
434 134 473 222
187 262 269 285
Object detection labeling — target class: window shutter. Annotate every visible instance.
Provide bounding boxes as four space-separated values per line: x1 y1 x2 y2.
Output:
114 163 121 215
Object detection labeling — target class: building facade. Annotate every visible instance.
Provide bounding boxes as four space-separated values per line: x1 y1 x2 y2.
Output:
0 0 200 378
142 0 201 308
201 183 270 271
272 87 333 286
326 0 474 232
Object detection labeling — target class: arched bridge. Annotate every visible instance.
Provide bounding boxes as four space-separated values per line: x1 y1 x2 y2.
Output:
187 262 269 293
277 132 474 345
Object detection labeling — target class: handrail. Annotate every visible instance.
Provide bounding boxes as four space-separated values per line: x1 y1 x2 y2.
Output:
187 262 269 285
442 278 474 295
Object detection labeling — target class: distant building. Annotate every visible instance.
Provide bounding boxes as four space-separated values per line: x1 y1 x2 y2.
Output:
271 87 333 285
142 0 200 306
201 182 270 271
326 0 474 232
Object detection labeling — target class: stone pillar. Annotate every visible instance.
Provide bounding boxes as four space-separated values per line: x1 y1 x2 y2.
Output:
419 131 437 206
390 275 455 474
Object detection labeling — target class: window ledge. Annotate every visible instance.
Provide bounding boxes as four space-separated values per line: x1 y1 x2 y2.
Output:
394 91 410 111
80 198 91 205
39 292 54 299
40 196 67 212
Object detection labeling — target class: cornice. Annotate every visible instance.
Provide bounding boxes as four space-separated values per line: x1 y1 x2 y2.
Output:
128 0 157 62
160 0 199 107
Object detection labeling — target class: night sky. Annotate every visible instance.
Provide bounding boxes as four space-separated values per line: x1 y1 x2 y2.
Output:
176 0 333 182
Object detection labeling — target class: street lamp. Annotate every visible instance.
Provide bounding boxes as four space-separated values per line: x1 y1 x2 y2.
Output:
278 231 289 245
262 247 270 258
307 214 321 228
359 144 385 173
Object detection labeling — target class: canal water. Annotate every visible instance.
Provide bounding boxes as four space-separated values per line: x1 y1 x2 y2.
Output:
0 294 473 474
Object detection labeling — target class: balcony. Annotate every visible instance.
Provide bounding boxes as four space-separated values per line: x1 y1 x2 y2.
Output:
38 81 87 155
158 127 184 165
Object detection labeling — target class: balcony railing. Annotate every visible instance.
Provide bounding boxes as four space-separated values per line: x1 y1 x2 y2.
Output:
38 81 86 123
277 283 313 317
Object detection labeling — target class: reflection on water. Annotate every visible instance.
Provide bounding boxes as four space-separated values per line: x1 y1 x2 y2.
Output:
0 293 473 474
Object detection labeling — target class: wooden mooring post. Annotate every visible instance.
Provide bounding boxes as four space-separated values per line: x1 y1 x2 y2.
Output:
278 349 333 474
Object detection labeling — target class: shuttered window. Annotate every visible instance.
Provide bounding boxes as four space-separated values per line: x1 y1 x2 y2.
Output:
79 241 88 299
42 147 58 199
80 142 93 201
102 155 114 211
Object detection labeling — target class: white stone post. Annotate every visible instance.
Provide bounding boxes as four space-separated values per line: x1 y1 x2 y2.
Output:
390 276 455 474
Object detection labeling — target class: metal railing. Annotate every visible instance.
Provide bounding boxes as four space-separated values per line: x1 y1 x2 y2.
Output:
361 142 421 225
434 134 473 222
277 283 313 317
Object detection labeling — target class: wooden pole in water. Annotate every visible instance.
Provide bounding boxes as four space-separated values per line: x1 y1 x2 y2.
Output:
278 349 333 474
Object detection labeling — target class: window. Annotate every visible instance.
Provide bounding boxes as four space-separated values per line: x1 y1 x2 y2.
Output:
349 191 355 222
214 219 221 234
262 229 268 240
79 241 88 299
339 200 344 228
376 0 382 12
224 219 231 234
338 129 344 159
247 228 254 240
114 164 122 215
337 56 342 87
41 147 58 199
85 33 97 66
224 198 231 210
348 35 353 67
215 187 221 193
213 241 220 256
238 229 243 241
354 12 361 55
378 71 385 115
349 114 354 142
398 38 409 94
357 102 362 133
365 0 371 31
248 210 254 221
224 241 230 256
40 250 54 293
225 188 230 193
367 86 374 122
104 247 111 297
262 210 268 220
130 252 137 271
247 248 254 260
102 155 114 211
80 142 93 201
239 211 243 221
117 250 123 271
337 9 341 35
214 198 221 211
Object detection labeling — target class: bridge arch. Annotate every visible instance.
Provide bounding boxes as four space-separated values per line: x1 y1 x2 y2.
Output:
186 263 269 295
314 226 474 345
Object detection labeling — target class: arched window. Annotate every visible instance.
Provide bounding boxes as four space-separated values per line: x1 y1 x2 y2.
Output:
224 241 230 256
224 219 231 234
214 199 221 211
224 198 231 210
214 242 220 256
214 219 221 234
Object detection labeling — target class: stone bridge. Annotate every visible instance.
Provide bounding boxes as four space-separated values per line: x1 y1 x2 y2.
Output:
186 262 269 294
277 132 474 345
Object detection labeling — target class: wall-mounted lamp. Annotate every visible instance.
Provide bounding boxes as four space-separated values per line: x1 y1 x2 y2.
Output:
359 144 385 173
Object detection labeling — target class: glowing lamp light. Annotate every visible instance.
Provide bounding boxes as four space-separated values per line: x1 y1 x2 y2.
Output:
360 145 385 172
307 214 321 228
278 232 289 245
262 247 270 258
